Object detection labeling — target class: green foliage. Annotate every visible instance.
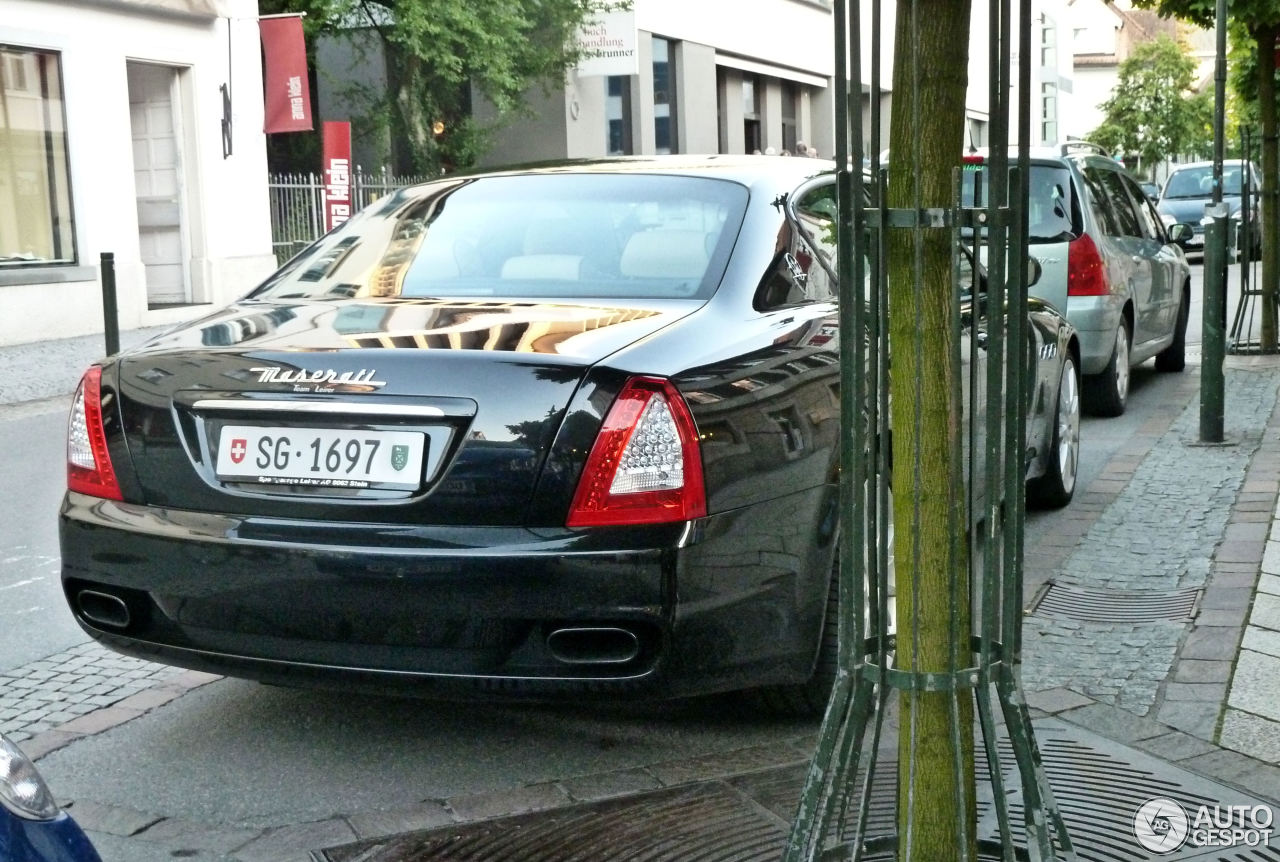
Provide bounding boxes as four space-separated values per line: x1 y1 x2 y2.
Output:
259 0 628 175
1132 0 1280 30
1088 35 1210 169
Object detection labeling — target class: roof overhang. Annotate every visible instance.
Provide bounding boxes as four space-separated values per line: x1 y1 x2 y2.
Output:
714 53 828 89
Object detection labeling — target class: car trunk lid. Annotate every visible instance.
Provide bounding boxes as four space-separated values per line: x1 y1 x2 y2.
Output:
113 298 694 526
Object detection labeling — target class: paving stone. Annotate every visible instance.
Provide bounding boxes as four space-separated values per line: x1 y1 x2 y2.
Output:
560 767 665 803
1172 659 1233 683
647 743 810 787
1219 708 1280 765
1025 687 1094 714
1180 748 1275 793
1134 731 1220 762
1263 540 1280 576
1156 700 1220 739
1196 607 1251 628
1250 592 1280 632
1227 649 1280 722
65 799 163 837
15 730 81 760
1258 573 1280 596
1216 540 1265 565
1179 626 1242 660
1241 626 1280 658
345 802 454 840
1058 703 1170 743
1225 522 1271 543
235 819 357 862
55 706 143 735
446 782 571 822
1199 586 1257 609
133 816 262 854
1163 682 1228 702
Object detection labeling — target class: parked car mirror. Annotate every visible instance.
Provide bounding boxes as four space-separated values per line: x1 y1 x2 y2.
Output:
1167 222 1195 244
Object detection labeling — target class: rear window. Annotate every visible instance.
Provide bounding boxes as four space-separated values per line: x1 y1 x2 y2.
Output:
961 161 1078 243
252 174 749 302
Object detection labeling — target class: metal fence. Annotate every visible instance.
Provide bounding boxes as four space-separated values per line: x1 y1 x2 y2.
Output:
267 168 428 264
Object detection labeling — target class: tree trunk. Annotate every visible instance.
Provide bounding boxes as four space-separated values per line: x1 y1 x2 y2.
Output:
886 1 976 860
1255 25 1279 353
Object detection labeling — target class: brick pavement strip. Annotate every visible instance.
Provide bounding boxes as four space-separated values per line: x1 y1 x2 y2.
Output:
0 642 216 749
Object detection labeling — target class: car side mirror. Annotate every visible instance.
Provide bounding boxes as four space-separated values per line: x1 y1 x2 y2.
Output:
1025 255 1042 288
1167 222 1194 244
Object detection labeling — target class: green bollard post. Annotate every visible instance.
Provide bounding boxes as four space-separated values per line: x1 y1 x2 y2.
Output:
1201 205 1226 443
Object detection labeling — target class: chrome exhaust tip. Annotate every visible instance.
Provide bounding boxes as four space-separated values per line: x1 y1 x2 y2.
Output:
546 627 641 665
77 590 131 629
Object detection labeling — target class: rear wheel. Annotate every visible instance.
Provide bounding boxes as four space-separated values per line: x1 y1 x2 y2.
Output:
751 553 839 718
1085 317 1130 417
1027 355 1080 509
752 485 895 718
1155 291 1188 372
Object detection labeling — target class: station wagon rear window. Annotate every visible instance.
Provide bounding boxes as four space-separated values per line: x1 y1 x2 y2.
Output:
961 162 1079 244
252 174 749 302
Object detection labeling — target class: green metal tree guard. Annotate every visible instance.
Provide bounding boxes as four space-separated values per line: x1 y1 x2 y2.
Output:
783 0 1077 859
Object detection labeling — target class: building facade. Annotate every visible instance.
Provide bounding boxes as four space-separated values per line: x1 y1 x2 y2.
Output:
476 0 837 166
0 0 277 347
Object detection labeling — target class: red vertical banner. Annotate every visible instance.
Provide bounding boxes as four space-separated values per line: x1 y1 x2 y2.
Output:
259 15 313 133
322 121 353 232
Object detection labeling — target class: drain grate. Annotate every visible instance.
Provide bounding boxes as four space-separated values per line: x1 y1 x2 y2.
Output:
319 722 1280 862
1030 582 1201 623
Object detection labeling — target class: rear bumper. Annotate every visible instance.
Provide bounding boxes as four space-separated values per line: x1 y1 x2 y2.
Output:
59 489 834 701
1066 296 1123 376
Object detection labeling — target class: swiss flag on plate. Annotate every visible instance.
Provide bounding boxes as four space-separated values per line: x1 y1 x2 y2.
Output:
230 439 247 464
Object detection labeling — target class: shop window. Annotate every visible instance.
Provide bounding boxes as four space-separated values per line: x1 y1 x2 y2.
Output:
0 46 76 267
743 74 761 154
606 75 633 155
652 36 677 154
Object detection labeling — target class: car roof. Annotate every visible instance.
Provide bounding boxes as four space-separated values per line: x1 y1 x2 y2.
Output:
1168 159 1251 172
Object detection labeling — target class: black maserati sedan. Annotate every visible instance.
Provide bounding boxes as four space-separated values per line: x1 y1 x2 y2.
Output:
60 156 1079 715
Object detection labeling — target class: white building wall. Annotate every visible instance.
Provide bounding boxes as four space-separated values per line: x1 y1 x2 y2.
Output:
1068 65 1116 140
0 0 276 347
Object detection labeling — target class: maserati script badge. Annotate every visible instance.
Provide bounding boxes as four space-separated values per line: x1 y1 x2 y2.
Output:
250 366 388 393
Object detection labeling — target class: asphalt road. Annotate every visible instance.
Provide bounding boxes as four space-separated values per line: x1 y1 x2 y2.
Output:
0 396 86 667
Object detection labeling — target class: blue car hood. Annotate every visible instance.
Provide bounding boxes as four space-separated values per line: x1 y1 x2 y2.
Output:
1159 195 1241 224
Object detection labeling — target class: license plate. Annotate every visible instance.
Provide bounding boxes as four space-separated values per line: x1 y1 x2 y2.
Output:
215 425 426 489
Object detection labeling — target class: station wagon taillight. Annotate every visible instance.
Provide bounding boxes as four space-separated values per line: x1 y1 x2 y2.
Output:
1067 233 1110 296
67 367 122 501
567 377 706 527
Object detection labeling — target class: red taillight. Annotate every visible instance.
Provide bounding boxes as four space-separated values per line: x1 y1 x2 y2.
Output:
567 377 706 528
67 367 123 500
1067 233 1110 296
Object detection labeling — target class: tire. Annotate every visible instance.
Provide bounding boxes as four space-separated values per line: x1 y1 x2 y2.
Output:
1085 317 1130 417
1155 290 1188 372
1027 355 1080 509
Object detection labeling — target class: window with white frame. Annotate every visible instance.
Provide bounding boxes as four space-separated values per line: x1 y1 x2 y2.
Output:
1041 81 1058 144
0 46 75 267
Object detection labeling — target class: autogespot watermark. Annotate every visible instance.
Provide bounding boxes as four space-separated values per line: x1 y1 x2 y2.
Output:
1133 797 1274 854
